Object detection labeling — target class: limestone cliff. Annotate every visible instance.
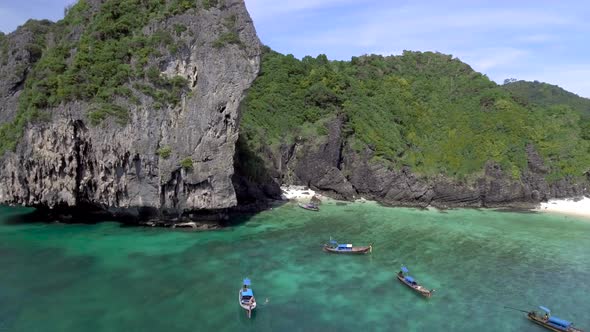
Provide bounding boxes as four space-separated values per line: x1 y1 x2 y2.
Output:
0 0 261 218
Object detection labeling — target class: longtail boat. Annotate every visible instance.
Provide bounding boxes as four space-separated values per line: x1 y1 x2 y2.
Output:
323 239 372 254
238 278 256 318
299 203 319 211
396 266 435 298
526 306 584 332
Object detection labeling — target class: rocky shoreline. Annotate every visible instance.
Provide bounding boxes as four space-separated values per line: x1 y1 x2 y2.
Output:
4 185 589 230
250 116 589 211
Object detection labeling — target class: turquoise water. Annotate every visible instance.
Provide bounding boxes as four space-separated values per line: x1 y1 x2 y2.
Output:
0 202 589 332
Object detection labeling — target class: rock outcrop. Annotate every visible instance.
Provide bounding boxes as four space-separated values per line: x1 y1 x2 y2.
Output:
270 117 588 208
0 0 262 220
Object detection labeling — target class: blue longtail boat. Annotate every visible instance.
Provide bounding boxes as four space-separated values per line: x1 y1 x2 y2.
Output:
396 265 435 298
323 238 372 254
527 306 584 332
238 278 256 318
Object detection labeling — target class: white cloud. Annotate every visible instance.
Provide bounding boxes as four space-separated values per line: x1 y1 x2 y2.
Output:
279 4 578 51
245 0 365 19
459 48 529 71
517 34 557 43
0 8 23 33
415 9 574 28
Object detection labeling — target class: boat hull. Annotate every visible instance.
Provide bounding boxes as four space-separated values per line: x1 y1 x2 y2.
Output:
397 275 433 298
527 313 584 332
238 290 256 317
323 245 372 254
298 203 319 211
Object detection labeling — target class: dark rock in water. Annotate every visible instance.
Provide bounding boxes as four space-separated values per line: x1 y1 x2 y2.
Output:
138 218 221 231
174 222 198 229
0 0 265 222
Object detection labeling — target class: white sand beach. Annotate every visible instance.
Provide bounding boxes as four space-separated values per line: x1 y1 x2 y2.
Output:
281 185 319 202
536 197 590 219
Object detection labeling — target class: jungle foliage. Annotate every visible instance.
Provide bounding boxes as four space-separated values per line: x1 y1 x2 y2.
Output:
241 48 590 182
503 80 590 117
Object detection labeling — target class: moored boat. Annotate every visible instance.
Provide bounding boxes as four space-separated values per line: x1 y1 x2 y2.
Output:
299 203 319 211
527 306 584 332
396 266 435 298
238 278 256 318
323 239 372 254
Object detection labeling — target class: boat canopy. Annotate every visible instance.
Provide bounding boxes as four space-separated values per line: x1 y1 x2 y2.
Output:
405 276 415 283
401 266 409 273
548 316 572 328
242 289 253 297
243 278 251 286
539 306 551 314
337 244 353 249
330 239 338 245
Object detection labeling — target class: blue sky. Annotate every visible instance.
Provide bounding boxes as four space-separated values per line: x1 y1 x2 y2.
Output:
1 0 589 97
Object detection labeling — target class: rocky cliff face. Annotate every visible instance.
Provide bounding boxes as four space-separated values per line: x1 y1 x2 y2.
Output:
0 0 261 219
268 117 588 208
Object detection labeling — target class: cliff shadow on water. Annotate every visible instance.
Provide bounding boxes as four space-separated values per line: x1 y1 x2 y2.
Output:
0 203 168 226
0 201 281 229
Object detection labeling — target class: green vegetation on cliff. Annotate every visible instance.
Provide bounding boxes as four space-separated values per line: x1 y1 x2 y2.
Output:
242 48 590 182
503 80 590 116
0 0 206 156
19 0 191 115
